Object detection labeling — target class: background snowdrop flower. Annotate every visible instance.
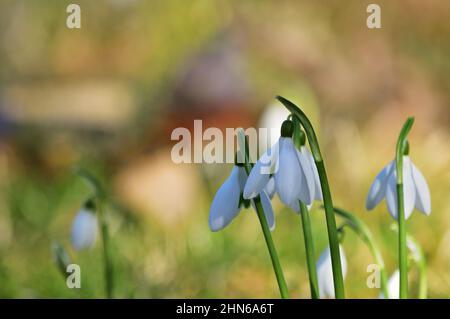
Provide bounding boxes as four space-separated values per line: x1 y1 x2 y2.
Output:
209 164 275 232
379 270 400 299
316 245 347 299
244 120 321 211
259 102 291 150
71 206 98 250
366 156 431 220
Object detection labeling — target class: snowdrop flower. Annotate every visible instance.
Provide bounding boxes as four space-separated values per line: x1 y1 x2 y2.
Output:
244 120 322 211
316 245 347 299
71 204 98 250
366 156 431 220
379 270 400 299
209 164 275 232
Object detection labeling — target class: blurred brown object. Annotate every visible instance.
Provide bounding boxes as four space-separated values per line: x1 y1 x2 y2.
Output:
114 148 201 226
161 33 255 142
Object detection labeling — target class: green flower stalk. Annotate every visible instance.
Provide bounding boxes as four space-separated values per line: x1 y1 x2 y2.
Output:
366 116 431 299
277 96 345 299
332 206 389 298
76 168 114 299
237 130 290 299
299 202 319 298
208 130 288 298
243 114 323 298
391 224 428 299
292 120 319 299
395 117 414 298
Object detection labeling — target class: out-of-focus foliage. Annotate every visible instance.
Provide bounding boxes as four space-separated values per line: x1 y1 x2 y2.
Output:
0 0 449 298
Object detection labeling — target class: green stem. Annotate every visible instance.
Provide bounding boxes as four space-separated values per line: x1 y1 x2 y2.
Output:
299 202 319 299
397 185 408 299
417 256 427 299
237 128 289 298
277 96 345 299
77 169 115 298
98 200 114 299
254 198 290 299
395 117 414 299
332 207 389 298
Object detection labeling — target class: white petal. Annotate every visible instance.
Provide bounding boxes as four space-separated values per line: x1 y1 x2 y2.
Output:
411 163 431 216
264 177 276 199
275 138 303 207
209 167 241 231
306 150 323 200
379 270 400 299
317 245 347 299
296 147 315 204
366 161 394 210
243 142 279 199
406 237 421 261
403 157 417 219
71 209 98 250
252 191 276 231
385 157 416 220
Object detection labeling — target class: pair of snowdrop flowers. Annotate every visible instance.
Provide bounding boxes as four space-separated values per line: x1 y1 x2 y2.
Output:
71 200 98 250
209 120 322 232
366 152 431 220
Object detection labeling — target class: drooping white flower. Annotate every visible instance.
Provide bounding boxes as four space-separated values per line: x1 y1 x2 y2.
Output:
209 165 275 232
243 120 322 211
366 156 431 220
379 270 400 299
316 245 347 299
71 208 98 250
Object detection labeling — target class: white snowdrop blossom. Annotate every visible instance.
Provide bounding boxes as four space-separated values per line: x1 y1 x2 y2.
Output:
366 156 431 220
209 165 275 232
243 121 322 212
316 245 347 299
71 208 98 250
379 270 400 299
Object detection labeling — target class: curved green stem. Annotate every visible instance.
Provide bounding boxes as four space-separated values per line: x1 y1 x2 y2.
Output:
332 206 389 298
415 251 427 299
299 202 319 299
253 198 290 298
77 169 114 298
237 129 289 298
406 234 427 299
277 96 345 299
395 117 414 299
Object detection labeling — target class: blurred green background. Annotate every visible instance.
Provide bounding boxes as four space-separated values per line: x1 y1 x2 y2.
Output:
0 0 449 298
